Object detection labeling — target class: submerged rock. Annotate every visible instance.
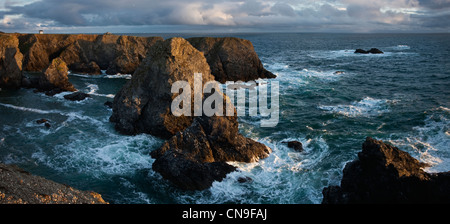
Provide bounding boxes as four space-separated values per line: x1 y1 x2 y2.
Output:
187 37 276 83
0 163 107 204
0 34 23 89
322 137 450 204
110 37 214 138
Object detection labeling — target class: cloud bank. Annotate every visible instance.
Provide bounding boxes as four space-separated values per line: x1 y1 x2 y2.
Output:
1 0 449 33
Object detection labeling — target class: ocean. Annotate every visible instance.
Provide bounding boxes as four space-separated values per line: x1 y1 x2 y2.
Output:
0 33 449 204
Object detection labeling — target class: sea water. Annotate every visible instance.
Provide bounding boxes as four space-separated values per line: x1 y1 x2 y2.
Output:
0 33 449 204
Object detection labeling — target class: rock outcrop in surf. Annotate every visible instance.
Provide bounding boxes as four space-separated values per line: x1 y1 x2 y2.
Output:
322 137 450 204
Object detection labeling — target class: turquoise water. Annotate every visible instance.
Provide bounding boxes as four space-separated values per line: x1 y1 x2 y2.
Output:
0 33 449 204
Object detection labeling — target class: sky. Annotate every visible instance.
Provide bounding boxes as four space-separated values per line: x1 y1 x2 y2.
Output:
1 0 449 33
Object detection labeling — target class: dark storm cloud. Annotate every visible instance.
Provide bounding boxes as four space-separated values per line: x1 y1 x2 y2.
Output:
1 0 449 32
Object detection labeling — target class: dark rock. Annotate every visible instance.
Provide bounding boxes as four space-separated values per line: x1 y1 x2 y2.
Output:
187 37 276 83
284 141 303 152
354 49 368 54
152 151 237 191
151 114 271 190
63 92 90 101
36 118 49 124
322 137 450 204
237 176 253 183
44 122 51 128
0 34 23 89
368 48 384 54
38 57 76 93
110 37 214 138
104 101 113 108
0 163 107 204
354 48 384 54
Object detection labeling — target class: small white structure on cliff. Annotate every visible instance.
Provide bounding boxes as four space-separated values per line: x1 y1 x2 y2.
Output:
39 30 44 34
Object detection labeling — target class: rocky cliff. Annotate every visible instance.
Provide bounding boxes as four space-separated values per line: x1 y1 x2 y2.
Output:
322 137 450 204
17 33 163 75
0 34 23 88
0 163 107 204
187 37 276 83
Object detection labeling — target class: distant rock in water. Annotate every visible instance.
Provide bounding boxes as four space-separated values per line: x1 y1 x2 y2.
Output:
322 137 450 204
63 92 91 101
0 163 107 204
187 37 276 83
38 57 76 95
354 48 384 54
0 34 23 89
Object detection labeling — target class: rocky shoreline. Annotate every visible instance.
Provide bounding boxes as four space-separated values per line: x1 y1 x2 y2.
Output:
1 32 449 204
0 163 107 204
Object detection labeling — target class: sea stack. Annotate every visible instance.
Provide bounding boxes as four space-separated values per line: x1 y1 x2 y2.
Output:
109 37 214 138
38 57 76 95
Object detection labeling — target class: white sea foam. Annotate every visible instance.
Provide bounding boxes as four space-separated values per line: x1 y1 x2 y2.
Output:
318 97 397 117
386 106 450 173
0 102 61 114
178 136 334 204
104 74 132 79
69 72 132 79
83 83 115 98
32 133 162 177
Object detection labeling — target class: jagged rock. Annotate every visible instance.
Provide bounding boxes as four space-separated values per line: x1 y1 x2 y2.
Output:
0 163 107 204
38 57 76 95
322 137 450 204
151 115 271 190
0 34 23 88
110 37 214 138
63 92 90 101
187 37 276 83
